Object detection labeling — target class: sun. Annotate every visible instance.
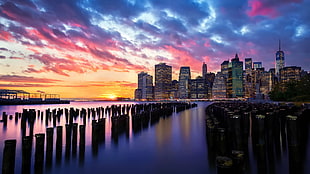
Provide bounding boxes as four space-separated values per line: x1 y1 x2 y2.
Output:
107 94 117 100
100 93 117 100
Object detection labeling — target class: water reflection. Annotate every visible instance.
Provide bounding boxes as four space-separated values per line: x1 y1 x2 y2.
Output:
1 101 197 173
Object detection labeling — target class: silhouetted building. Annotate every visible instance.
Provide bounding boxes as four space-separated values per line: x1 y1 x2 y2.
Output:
253 62 262 70
171 80 179 99
221 60 229 79
178 66 191 99
190 76 208 99
212 72 227 98
231 54 243 97
244 58 254 98
136 72 153 100
280 66 301 83
276 40 285 76
205 73 215 98
154 63 172 99
134 89 142 100
202 62 207 79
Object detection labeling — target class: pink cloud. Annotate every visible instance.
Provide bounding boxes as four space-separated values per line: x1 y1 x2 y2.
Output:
247 0 278 18
0 75 60 83
247 0 302 18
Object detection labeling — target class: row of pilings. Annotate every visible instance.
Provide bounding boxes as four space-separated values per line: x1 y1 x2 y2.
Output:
205 101 310 174
1 102 197 174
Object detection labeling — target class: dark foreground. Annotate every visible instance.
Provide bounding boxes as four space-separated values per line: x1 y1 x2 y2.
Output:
205 101 310 174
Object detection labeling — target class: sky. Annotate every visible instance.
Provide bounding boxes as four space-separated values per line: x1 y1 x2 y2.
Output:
0 0 309 99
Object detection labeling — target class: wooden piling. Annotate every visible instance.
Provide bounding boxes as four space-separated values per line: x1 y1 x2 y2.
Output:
79 125 85 165
2 139 16 174
72 123 78 157
22 136 32 174
56 126 62 165
46 127 53 169
35 134 45 174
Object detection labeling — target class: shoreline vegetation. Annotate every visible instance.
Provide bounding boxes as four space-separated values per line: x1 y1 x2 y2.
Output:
269 74 310 102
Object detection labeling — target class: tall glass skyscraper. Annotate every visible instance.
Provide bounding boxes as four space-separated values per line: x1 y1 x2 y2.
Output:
231 54 243 97
178 66 191 99
276 40 285 75
154 63 172 99
202 62 207 79
136 72 153 100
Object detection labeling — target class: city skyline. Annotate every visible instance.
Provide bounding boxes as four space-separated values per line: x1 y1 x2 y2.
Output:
0 0 309 99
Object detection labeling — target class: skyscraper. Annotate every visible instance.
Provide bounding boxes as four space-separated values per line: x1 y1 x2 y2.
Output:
276 40 285 75
190 76 208 99
245 58 253 71
178 66 191 99
202 62 207 79
253 62 262 70
212 72 227 98
244 58 254 98
231 54 243 97
154 63 172 99
136 72 153 100
280 66 301 83
221 60 229 79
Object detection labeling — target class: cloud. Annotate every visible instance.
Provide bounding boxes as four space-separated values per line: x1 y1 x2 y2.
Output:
0 55 5 59
0 75 61 83
0 47 8 51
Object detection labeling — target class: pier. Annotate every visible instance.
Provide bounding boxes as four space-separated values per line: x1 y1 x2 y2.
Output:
0 89 70 105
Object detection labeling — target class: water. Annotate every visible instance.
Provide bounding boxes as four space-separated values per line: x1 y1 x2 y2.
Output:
0 101 309 174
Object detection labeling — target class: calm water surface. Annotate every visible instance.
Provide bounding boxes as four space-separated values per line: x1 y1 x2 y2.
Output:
0 101 309 174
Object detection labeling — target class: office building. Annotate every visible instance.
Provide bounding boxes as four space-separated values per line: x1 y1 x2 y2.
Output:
231 54 244 97
212 72 227 98
244 58 254 98
154 63 172 99
135 72 153 100
276 40 285 75
253 62 262 70
190 76 208 99
178 66 191 99
202 62 207 79
280 66 301 83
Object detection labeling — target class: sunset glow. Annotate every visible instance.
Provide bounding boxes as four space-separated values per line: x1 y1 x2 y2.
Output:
0 0 309 99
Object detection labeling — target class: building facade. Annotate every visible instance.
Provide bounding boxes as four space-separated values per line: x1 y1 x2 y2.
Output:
178 66 191 99
202 62 207 79
253 62 262 70
231 54 243 98
135 72 153 100
190 76 208 99
212 72 227 98
280 66 301 83
244 58 254 98
276 40 285 76
154 63 172 99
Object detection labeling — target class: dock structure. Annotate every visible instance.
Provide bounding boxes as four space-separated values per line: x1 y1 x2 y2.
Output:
0 89 70 105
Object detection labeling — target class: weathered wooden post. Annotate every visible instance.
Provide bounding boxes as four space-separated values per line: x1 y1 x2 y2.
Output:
2 112 8 128
22 136 32 174
79 125 85 165
286 115 302 174
56 126 62 165
92 120 99 156
35 134 45 174
2 139 16 174
72 123 78 158
46 127 53 169
65 124 71 161
216 156 233 174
